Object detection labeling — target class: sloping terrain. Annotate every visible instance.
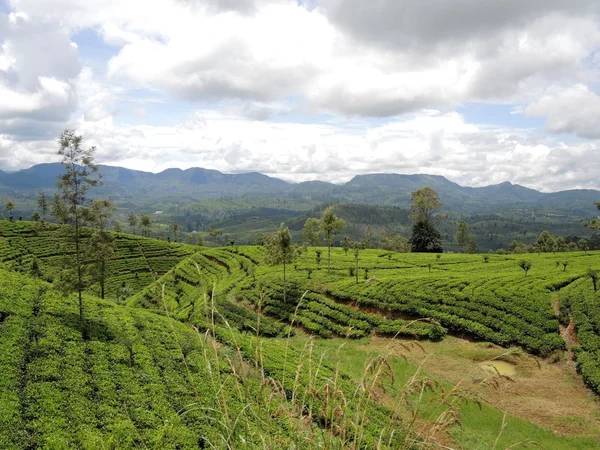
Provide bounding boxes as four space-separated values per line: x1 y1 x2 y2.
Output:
1 221 600 448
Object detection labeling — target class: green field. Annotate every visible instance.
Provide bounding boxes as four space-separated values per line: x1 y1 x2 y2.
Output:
1 220 600 448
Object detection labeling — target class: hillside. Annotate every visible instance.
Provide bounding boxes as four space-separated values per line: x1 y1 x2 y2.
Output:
1 163 600 216
1 221 600 448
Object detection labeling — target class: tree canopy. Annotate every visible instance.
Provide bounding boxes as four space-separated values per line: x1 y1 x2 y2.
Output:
410 187 442 224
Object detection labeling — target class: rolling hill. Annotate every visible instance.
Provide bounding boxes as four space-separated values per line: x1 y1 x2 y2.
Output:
1 163 599 215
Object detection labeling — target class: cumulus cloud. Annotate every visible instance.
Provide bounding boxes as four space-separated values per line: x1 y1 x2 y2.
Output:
522 84 600 139
1 0 600 192
0 8 80 139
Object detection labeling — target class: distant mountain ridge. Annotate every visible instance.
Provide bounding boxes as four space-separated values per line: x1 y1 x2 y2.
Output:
0 163 598 214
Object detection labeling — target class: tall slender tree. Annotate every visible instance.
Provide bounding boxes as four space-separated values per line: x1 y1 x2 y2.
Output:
127 213 137 235
4 200 15 219
86 200 116 299
37 192 48 221
301 217 322 247
264 223 298 303
55 129 101 335
319 207 345 272
170 221 179 242
140 213 152 237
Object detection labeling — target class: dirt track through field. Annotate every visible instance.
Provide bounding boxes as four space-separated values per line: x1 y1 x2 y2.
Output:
367 335 600 440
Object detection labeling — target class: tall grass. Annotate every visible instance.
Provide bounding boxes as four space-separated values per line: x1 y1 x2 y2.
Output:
161 284 543 449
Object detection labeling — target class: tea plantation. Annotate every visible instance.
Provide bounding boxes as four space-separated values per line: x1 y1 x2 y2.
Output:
1 220 600 448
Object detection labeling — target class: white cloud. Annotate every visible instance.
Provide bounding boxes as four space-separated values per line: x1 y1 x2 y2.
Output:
523 84 600 139
1 0 600 193
0 7 80 139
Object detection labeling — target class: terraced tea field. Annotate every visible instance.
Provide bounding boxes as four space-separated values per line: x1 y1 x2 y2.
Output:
1 220 600 448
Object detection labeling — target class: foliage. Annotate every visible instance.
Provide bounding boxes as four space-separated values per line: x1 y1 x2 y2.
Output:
301 217 322 246
264 223 298 302
55 129 102 334
518 259 532 275
319 207 345 272
380 232 410 252
410 186 442 223
455 220 469 250
411 221 443 253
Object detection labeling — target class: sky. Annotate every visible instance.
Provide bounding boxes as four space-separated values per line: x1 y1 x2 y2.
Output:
0 0 600 191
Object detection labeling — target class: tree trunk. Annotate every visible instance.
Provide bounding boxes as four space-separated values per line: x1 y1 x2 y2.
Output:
283 262 287 303
328 239 331 272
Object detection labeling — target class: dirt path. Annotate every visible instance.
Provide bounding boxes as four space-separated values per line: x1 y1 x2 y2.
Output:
366 335 600 439
552 298 579 361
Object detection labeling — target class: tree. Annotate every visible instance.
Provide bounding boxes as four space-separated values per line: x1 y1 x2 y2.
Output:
140 213 152 237
410 221 443 253
352 241 362 284
410 187 443 253
170 221 179 242
208 228 222 245
518 259 532 276
86 200 116 299
55 129 101 334
381 232 410 252
51 193 68 224
127 213 137 235
113 220 122 233
578 238 589 254
583 202 600 230
264 224 298 303
37 192 48 220
319 207 345 272
301 217 322 247
455 221 469 251
410 187 442 223
30 212 41 222
196 234 204 247
466 234 478 254
4 200 15 220
342 236 351 255
362 225 374 249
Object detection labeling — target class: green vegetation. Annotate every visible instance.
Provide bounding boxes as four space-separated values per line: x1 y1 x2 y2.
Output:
1 217 600 448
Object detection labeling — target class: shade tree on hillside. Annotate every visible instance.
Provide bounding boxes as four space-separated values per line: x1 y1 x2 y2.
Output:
301 217 322 247
128 213 137 234
140 213 152 237
37 191 48 220
264 223 298 302
4 200 15 220
54 129 102 335
518 259 532 276
319 207 345 272
410 187 443 253
342 236 351 255
352 240 363 284
86 200 116 299
170 221 179 242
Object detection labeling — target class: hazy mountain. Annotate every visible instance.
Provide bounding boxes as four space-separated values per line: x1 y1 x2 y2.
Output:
1 163 599 215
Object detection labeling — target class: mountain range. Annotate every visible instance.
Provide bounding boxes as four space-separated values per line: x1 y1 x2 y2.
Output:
0 163 598 215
